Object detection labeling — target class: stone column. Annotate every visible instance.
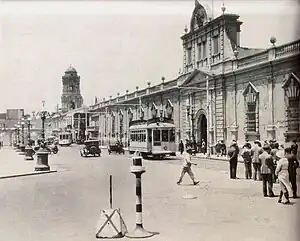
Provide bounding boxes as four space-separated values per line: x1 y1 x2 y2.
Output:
230 73 239 141
266 76 276 140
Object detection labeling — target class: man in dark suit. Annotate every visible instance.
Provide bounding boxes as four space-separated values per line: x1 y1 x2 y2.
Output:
291 140 298 156
228 140 239 179
286 146 299 198
259 144 275 197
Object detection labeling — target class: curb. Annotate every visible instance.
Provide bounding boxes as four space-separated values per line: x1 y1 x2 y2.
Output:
192 155 244 163
0 170 57 180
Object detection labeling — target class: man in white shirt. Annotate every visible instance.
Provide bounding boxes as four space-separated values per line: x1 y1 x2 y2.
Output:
177 147 199 185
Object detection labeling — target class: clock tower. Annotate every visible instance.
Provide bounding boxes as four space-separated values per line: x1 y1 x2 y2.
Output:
61 65 83 112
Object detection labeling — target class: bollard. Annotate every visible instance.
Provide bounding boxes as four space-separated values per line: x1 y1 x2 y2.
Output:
19 144 26 155
125 154 157 239
15 143 20 152
34 146 50 171
24 144 34 161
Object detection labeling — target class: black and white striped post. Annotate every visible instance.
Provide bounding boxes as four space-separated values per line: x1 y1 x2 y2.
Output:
125 153 156 238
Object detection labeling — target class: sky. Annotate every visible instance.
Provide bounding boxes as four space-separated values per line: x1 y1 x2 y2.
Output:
0 0 299 114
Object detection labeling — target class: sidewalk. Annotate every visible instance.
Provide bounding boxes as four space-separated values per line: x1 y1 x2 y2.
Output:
0 147 57 179
98 145 240 163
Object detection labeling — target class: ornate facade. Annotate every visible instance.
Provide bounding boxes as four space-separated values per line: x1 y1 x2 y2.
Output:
86 2 300 149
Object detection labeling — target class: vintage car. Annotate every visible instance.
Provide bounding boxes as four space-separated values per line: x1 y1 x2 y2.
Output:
108 141 125 155
80 140 101 157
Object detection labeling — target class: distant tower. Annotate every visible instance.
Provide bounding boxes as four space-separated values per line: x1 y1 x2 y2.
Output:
61 65 83 112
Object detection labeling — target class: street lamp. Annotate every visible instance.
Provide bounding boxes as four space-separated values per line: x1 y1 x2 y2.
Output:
11 127 17 149
177 76 213 157
25 116 34 161
186 95 195 140
19 118 26 155
15 122 21 151
35 101 51 171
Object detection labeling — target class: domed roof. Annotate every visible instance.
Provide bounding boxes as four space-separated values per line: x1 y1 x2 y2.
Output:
65 65 77 73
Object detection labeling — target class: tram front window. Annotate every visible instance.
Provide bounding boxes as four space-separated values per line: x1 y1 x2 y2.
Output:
162 130 168 142
170 129 175 142
153 129 161 146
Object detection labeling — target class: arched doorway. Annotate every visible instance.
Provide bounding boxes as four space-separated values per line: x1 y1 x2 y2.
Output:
196 114 207 144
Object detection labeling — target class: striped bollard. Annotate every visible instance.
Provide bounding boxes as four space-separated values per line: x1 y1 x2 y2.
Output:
125 154 157 238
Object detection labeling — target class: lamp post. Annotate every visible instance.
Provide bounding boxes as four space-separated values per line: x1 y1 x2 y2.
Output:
35 102 51 171
15 122 21 152
25 116 34 160
19 118 26 155
177 76 213 157
12 127 17 149
186 94 195 141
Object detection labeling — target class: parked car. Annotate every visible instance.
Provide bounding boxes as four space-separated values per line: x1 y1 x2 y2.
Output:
80 140 101 157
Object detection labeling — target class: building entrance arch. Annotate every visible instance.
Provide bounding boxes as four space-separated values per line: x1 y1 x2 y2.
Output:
195 109 207 144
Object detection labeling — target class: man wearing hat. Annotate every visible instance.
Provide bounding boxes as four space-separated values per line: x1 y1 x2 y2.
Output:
286 144 299 198
241 142 252 179
177 146 199 185
251 140 263 181
259 144 275 197
228 140 239 179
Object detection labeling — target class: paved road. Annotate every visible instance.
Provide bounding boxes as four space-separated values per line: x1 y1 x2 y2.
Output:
0 145 299 241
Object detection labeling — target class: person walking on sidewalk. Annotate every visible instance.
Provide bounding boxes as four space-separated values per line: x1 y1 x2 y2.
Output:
259 144 275 197
286 146 299 198
177 147 199 185
251 140 262 181
275 149 293 204
228 140 239 179
179 140 184 155
241 143 252 179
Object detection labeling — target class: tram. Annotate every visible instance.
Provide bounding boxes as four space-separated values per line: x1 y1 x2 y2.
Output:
128 117 176 159
58 132 72 146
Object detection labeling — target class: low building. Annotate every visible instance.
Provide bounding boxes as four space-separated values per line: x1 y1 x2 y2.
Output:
88 1 300 151
45 106 90 142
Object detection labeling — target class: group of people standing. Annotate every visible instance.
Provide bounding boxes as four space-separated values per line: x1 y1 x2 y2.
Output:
229 139 299 204
176 138 299 205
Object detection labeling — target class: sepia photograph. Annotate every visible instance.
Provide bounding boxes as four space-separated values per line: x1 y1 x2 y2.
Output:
0 0 299 240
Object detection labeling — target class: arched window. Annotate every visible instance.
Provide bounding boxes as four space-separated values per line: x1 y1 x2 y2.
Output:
243 82 260 139
282 73 300 140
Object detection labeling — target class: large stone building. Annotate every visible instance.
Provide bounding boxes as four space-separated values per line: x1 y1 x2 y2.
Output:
85 2 300 150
